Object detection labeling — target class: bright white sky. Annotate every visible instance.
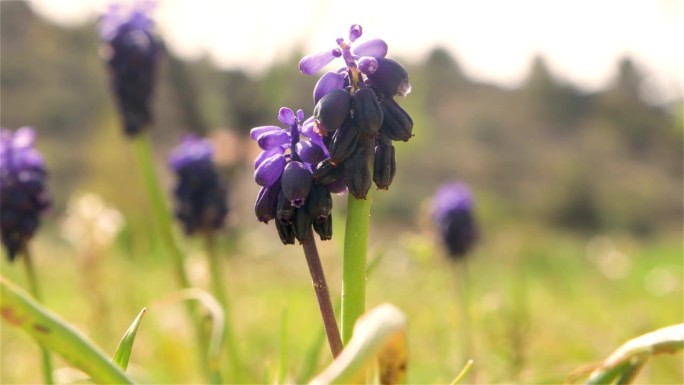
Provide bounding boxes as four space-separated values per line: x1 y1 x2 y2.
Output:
28 0 684 103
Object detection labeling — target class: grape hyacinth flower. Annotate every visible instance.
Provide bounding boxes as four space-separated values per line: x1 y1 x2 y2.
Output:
0 127 52 261
431 182 478 259
99 1 160 136
299 24 414 199
252 107 334 244
168 135 229 235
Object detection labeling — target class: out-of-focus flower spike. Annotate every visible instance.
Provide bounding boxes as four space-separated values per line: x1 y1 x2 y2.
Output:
299 50 337 75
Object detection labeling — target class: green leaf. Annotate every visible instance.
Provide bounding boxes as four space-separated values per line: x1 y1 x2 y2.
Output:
0 276 134 384
310 303 408 385
585 323 684 385
112 308 147 371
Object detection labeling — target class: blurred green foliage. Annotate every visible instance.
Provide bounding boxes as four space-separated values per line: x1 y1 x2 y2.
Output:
1 2 682 384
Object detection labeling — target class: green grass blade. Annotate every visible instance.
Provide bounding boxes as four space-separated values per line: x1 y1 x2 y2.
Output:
585 323 684 385
310 303 407 385
0 276 134 384
112 308 147 371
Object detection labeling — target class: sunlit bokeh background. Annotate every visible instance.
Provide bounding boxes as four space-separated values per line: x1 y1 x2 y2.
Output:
2 0 682 383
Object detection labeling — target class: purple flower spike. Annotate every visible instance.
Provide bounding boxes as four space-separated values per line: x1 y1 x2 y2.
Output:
167 134 212 170
254 153 286 187
358 57 378 75
299 50 336 75
313 71 345 105
351 38 388 58
431 182 478 258
349 24 363 42
279 107 296 126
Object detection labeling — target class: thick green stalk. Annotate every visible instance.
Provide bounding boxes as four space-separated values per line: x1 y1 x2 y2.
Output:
341 189 372 344
21 245 54 385
0 276 134 384
130 133 220 383
205 232 242 383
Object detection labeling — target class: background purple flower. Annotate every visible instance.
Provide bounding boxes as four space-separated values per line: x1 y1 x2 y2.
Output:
431 182 478 259
0 127 51 261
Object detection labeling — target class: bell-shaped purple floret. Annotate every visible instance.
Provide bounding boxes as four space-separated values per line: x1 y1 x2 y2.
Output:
299 50 336 75
349 24 363 42
278 107 296 126
313 71 345 105
280 161 312 208
250 125 281 141
295 141 326 165
254 153 286 186
257 130 290 150
351 38 388 58
255 183 280 223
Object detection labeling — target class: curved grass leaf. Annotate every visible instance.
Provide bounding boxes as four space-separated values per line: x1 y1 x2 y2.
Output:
0 276 134 384
309 303 407 385
585 323 684 385
112 308 147 370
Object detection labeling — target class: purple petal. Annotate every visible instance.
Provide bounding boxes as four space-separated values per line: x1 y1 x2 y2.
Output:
254 153 286 186
313 71 345 105
299 50 336 75
349 24 362 42
351 38 388 58
257 130 290 150
358 56 378 75
250 125 281 141
254 147 285 169
278 107 296 126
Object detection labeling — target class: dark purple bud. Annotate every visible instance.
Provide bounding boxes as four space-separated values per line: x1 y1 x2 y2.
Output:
373 140 396 190
281 161 312 208
353 87 383 138
276 190 295 224
313 71 345 105
295 140 326 165
325 176 348 194
255 183 280 223
329 118 359 165
379 97 413 142
307 183 333 219
314 88 352 136
366 58 411 98
313 158 345 186
293 202 313 243
313 214 333 241
275 218 296 245
254 153 286 187
343 144 372 200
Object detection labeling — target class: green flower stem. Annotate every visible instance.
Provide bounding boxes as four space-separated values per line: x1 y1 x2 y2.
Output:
0 276 134 384
204 232 242 383
130 133 220 383
20 245 54 385
301 230 343 357
341 189 373 344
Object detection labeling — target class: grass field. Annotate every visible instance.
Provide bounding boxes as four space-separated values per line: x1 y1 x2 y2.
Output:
1 212 681 384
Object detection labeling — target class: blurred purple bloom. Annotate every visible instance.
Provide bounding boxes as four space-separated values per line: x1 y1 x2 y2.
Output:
0 127 51 261
431 182 478 259
100 0 160 136
167 134 228 235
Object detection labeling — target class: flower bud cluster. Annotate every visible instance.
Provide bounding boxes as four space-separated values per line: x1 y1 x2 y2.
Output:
252 108 333 244
168 135 229 235
0 128 52 261
99 1 160 136
431 182 478 259
299 24 414 199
